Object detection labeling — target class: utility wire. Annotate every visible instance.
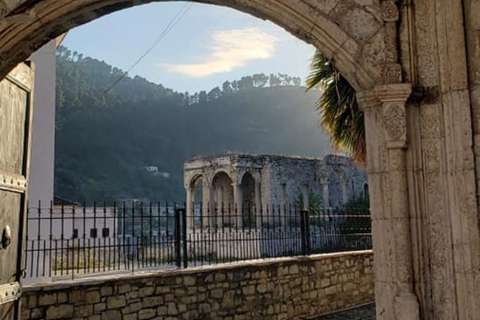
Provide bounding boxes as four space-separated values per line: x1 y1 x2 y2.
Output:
103 2 193 95
56 2 193 128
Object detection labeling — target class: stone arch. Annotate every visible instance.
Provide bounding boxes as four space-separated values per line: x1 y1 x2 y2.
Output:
187 172 204 190
211 171 234 208
0 0 388 91
240 172 255 206
240 172 256 227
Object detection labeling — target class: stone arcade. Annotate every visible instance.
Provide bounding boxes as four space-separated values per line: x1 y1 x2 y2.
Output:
0 1 480 319
184 154 368 226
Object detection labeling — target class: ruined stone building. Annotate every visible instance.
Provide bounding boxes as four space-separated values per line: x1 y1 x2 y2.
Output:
184 154 367 226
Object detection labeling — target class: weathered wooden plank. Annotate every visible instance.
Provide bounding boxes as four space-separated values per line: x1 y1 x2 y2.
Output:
0 75 29 175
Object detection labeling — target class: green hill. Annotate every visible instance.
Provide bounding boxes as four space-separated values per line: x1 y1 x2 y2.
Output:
54 47 333 202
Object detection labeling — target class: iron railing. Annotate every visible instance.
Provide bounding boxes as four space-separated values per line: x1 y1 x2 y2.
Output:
23 201 371 282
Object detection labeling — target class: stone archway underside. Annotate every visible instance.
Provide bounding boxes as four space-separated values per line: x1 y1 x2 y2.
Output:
0 1 480 320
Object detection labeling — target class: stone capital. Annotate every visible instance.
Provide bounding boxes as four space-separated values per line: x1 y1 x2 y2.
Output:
356 90 381 111
374 83 412 103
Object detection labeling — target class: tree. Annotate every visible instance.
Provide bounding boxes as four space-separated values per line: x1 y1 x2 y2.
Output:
306 51 366 163
269 74 281 87
253 73 268 87
222 81 233 96
292 77 301 86
207 87 222 101
198 91 207 104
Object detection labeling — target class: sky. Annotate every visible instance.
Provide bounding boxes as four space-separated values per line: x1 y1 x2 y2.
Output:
62 1 316 93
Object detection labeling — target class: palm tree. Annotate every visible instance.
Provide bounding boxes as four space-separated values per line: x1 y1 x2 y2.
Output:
306 51 366 163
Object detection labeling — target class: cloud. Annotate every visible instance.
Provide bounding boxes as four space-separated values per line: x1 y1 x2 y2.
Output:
159 28 277 77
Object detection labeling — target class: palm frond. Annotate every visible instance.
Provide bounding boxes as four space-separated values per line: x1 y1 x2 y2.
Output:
306 51 366 163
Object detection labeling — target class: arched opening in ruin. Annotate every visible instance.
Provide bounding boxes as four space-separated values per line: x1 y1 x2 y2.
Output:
240 172 256 227
190 174 205 227
211 171 234 226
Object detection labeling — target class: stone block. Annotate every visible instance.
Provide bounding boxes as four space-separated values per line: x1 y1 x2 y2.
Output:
74 305 93 318
139 308 156 320
125 301 142 313
31 308 44 320
124 314 138 320
86 291 101 304
100 286 113 296
102 310 122 320
28 295 38 308
139 286 155 297
168 302 178 315
70 290 85 303
94 303 106 313
20 308 30 320
118 284 132 294
157 306 168 315
183 276 196 286
39 293 57 306
46 304 74 319
143 296 163 308
211 288 223 299
57 293 68 304
107 295 126 309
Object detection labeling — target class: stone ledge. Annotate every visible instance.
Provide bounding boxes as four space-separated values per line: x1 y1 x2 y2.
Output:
23 250 373 293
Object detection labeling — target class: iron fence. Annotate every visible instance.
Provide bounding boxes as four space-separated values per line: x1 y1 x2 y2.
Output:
23 201 371 282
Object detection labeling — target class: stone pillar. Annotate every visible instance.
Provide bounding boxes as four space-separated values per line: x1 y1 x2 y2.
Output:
233 182 243 228
201 179 211 228
203 181 214 228
185 187 194 229
358 84 420 320
321 178 330 207
255 182 262 228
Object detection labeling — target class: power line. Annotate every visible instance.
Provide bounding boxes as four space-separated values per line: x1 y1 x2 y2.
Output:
55 2 193 128
103 2 193 95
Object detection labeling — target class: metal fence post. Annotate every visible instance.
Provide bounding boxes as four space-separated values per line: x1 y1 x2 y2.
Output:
300 209 307 256
304 210 311 255
174 209 181 268
180 208 188 268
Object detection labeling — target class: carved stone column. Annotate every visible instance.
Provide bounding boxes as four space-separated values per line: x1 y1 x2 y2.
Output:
358 83 420 320
376 83 420 320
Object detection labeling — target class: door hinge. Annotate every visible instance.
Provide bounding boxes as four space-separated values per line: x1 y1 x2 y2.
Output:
0 282 21 305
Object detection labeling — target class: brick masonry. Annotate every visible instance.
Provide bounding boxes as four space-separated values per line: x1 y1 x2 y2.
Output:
20 251 374 320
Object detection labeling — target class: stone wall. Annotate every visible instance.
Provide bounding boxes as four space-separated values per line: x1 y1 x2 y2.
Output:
21 251 374 320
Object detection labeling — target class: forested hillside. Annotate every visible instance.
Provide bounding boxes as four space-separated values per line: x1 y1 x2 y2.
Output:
54 47 333 202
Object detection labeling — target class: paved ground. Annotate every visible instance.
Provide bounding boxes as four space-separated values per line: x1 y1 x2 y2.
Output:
313 304 375 320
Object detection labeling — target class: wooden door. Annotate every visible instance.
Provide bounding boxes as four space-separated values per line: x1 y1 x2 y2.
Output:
0 63 34 320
